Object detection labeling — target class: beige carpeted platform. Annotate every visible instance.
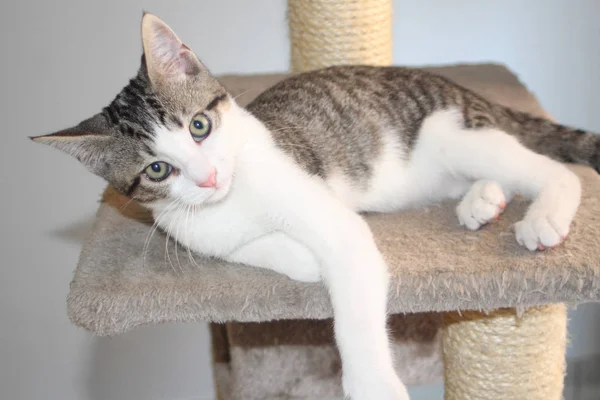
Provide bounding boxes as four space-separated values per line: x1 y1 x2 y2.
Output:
68 64 600 337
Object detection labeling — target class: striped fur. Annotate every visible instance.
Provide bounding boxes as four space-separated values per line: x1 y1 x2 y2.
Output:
248 65 600 180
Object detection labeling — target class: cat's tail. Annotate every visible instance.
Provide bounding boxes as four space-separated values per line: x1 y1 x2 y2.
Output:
494 106 600 173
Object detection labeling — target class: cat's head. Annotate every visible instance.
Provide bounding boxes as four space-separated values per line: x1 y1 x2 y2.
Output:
32 14 250 208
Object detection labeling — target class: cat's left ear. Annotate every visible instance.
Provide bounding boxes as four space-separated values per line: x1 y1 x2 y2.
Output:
141 13 205 86
30 114 113 177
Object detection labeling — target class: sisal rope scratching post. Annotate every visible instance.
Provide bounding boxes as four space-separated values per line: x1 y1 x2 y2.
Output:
288 0 393 72
442 304 567 400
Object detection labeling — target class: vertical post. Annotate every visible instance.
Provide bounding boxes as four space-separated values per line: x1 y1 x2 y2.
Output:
442 304 567 400
288 0 393 73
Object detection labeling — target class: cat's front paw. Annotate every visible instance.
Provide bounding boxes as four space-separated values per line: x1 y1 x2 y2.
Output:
515 215 568 251
457 180 506 230
342 372 410 400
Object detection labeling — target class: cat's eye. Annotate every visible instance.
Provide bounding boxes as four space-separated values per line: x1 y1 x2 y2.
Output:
144 161 173 181
189 113 212 142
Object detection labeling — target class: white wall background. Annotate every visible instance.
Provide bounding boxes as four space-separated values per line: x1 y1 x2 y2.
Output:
1 1 599 399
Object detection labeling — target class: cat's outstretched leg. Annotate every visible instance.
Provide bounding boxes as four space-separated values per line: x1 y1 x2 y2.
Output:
247 148 410 399
283 210 409 400
421 109 581 251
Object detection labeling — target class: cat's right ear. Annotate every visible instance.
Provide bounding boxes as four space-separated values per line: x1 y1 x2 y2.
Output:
30 114 112 177
141 13 205 87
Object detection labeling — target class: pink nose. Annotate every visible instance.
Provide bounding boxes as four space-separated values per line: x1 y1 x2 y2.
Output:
198 169 217 188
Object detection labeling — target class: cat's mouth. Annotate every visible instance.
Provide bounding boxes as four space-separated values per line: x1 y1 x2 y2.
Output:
205 174 233 203
216 175 231 190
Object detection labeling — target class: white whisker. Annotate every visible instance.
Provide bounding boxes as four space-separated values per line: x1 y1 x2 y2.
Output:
163 199 185 275
232 88 254 101
173 201 185 274
184 204 202 270
141 199 178 271
118 197 136 213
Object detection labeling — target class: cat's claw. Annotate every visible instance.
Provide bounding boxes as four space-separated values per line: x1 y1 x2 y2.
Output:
457 180 506 231
515 216 568 251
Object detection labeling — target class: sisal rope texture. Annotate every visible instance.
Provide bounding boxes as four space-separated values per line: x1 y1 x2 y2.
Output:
288 0 393 72
442 304 567 400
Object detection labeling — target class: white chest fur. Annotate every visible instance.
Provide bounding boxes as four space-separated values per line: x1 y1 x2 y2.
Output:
152 183 268 258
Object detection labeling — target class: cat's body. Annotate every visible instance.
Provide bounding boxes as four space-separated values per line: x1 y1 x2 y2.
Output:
153 65 589 282
33 14 599 400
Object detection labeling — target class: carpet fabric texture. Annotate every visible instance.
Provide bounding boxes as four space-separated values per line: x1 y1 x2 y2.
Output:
66 64 600 398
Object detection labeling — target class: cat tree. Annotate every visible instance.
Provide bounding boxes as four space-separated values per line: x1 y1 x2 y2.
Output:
68 1 600 399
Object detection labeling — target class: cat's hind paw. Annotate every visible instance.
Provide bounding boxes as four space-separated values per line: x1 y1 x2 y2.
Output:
515 216 568 251
457 180 506 231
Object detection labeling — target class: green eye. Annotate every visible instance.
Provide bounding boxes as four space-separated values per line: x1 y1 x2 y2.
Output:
145 162 173 181
189 113 212 141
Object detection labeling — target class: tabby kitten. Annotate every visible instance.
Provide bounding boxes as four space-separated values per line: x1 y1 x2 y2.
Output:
33 14 599 400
